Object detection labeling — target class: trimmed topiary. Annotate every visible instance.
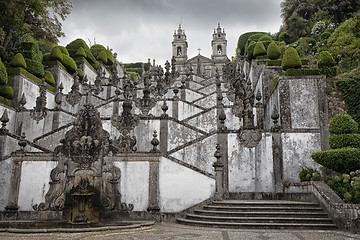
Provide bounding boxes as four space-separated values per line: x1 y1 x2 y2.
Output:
50 47 64 62
237 32 267 56
55 46 69 56
62 54 77 73
85 49 96 64
94 61 100 69
44 70 55 86
329 134 360 149
106 50 114 65
311 148 360 173
0 58 8 85
246 41 257 60
318 51 336 68
96 50 108 64
279 32 290 44
25 59 44 77
20 42 41 61
90 44 107 58
66 39 90 57
253 42 267 58
267 42 281 60
10 53 27 69
0 86 14 99
42 52 51 62
285 68 320 76
75 47 87 58
281 47 302 70
266 59 282 66
329 114 358 134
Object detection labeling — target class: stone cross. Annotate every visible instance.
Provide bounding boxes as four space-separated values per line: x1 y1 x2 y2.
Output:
197 48 201 55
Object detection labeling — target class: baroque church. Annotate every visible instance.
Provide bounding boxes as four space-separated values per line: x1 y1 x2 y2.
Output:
172 23 230 77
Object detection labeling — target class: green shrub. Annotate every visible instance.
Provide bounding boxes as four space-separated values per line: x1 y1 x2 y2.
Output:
267 42 281 60
20 42 42 61
96 50 108 64
329 134 360 149
50 47 63 62
85 49 96 64
324 171 360 204
256 55 268 60
279 32 290 44
61 54 77 73
55 46 69 56
75 47 87 58
246 41 257 60
42 52 51 62
318 51 335 68
94 61 100 69
0 86 14 99
10 53 27 68
301 58 310 65
285 68 320 76
253 42 267 58
0 96 13 107
271 76 279 90
78 68 84 79
321 31 331 40
266 59 282 66
90 44 107 58
312 148 360 173
329 114 358 134
299 166 321 181
0 58 7 85
237 32 267 55
44 70 55 86
106 50 114 65
66 39 90 57
320 66 337 78
25 58 44 77
281 47 302 70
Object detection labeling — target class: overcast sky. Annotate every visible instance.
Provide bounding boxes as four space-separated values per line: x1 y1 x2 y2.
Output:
59 0 283 66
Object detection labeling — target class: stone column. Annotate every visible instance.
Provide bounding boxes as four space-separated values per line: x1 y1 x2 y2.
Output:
172 88 179 120
279 78 291 130
5 153 23 211
148 154 160 212
213 144 224 201
160 101 168 153
272 133 283 193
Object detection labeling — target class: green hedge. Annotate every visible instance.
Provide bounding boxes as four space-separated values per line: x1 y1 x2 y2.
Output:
20 42 42 61
62 54 77 73
329 113 358 134
285 68 320 76
301 58 310 65
44 70 55 86
329 134 360 149
267 42 281 60
43 60 66 72
85 49 96 64
106 50 114 65
90 44 107 58
246 41 257 60
7 67 53 92
311 148 360 173
50 47 63 62
0 57 8 85
0 96 13 107
281 47 302 70
237 32 267 56
0 86 14 99
75 47 87 58
266 59 282 66
66 39 90 57
25 58 44 77
320 66 337 78
10 53 27 68
96 50 108 64
54 46 69 56
253 42 267 58
318 51 336 68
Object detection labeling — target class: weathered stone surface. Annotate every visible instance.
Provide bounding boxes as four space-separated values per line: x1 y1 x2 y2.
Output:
188 81 204 91
167 120 203 151
185 89 205 103
198 83 217 95
185 108 217 133
193 93 217 109
0 158 12 210
159 157 215 212
177 101 203 121
35 126 71 151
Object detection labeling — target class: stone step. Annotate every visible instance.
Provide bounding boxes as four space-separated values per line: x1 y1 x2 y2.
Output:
211 200 320 207
203 205 324 212
185 214 334 224
176 218 338 230
194 209 329 218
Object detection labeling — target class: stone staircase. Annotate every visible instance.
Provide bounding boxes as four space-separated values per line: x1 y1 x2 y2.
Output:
177 200 337 229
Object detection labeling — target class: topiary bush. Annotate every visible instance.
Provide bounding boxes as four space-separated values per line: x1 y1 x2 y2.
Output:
266 59 282 66
0 86 14 99
75 47 87 58
318 51 336 68
267 42 281 60
246 41 257 60
279 32 290 44
0 58 8 85
106 50 114 65
20 42 44 78
85 49 96 64
96 50 108 64
281 47 302 70
25 59 44 77
66 39 90 57
237 32 267 56
253 42 267 58
10 53 27 68
285 68 320 76
62 55 77 73
50 47 64 62
329 134 360 149
54 46 69 56
90 44 107 58
329 114 358 134
44 70 55 86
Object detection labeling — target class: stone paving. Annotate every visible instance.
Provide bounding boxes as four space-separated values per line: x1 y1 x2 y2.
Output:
0 222 360 240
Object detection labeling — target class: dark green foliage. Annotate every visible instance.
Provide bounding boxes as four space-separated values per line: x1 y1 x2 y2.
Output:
285 68 320 76
266 60 282 66
96 50 108 64
279 32 290 43
9 53 27 69
50 47 63 62
335 70 360 127
329 114 358 134
61 55 77 73
0 86 14 99
299 167 321 181
7 67 53 91
90 44 107 58
66 39 90 57
237 32 267 56
25 58 44 77
75 47 87 58
54 46 69 56
0 96 13 107
311 148 360 173
0 58 8 85
78 68 84 79
85 49 96 64
267 42 281 60
106 50 114 65
246 41 257 60
301 58 310 65
271 76 280 90
329 134 360 149
321 31 331 40
281 47 302 70
253 42 267 57
324 172 360 204
94 61 100 69
318 51 336 68
320 66 337 78
42 52 50 62
44 70 55 86
256 55 268 60
125 68 143 76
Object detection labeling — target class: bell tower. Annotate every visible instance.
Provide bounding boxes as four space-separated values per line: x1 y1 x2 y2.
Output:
211 23 228 63
172 24 188 64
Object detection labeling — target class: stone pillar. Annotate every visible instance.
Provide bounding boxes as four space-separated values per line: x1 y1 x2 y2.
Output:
148 155 160 212
172 88 179 120
279 78 291 130
272 133 283 193
5 153 23 211
213 144 224 201
160 101 168 153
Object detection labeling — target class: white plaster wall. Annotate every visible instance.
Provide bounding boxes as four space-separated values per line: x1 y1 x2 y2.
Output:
114 161 149 211
58 67 74 94
186 108 217 133
0 106 16 134
193 93 217 109
178 101 203 121
198 84 216 95
282 132 322 183
159 157 215 212
254 133 274 192
132 120 160 152
18 77 40 109
224 108 241 130
149 101 173 118
83 62 97 85
188 81 204 91
167 120 203 151
0 158 12 210
17 161 57 211
16 111 53 141
185 89 204 103
97 102 114 117
289 78 320 129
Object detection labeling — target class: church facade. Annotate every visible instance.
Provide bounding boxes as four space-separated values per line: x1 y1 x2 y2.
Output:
172 23 230 77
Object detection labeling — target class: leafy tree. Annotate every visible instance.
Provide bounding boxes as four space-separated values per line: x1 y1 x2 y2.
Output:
0 0 72 62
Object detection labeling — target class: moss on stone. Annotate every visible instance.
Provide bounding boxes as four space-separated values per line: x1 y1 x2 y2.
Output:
10 53 27 68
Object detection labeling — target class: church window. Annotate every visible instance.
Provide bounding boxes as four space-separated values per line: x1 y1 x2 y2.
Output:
218 34 220 38
217 45 222 54
177 46 182 56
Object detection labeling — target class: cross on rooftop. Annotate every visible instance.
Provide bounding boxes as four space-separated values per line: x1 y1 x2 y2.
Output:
197 48 201 55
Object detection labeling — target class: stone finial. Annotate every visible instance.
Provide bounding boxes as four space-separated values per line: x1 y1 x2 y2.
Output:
1 109 9 131
218 108 227 132
173 86 179 100
213 144 223 164
18 132 27 152
256 89 262 102
18 93 27 111
271 104 280 132
55 82 63 109
213 143 224 201
150 131 160 152
161 100 168 118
